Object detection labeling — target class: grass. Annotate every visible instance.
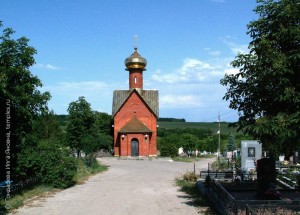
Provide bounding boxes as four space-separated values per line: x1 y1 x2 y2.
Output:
175 172 217 215
172 155 215 162
73 158 108 184
0 158 107 214
0 185 55 214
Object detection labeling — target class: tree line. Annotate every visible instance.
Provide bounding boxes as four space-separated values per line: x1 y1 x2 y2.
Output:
158 118 186 122
157 127 250 157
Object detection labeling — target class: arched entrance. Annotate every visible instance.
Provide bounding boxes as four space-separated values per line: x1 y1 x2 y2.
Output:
131 138 139 156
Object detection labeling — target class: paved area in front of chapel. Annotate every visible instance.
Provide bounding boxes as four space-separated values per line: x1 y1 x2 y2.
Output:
11 157 216 215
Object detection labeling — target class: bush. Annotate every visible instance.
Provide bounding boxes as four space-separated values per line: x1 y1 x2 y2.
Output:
17 139 77 189
211 158 228 171
183 172 197 182
73 157 108 184
39 141 77 188
158 134 181 157
159 143 178 157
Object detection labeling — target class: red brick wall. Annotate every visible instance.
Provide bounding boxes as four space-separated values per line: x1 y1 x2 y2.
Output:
113 91 157 156
129 69 143 89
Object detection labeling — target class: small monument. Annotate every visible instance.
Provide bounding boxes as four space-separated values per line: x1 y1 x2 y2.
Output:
241 140 262 173
294 151 299 164
257 157 279 199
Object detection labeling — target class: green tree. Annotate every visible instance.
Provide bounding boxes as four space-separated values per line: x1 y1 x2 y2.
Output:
158 134 180 157
0 22 50 180
81 132 113 155
66 96 95 157
220 0 300 157
179 133 199 154
227 133 237 152
34 110 63 140
93 111 112 136
227 133 237 160
202 136 218 153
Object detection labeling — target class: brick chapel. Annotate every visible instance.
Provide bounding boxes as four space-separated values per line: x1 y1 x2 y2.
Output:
112 46 159 157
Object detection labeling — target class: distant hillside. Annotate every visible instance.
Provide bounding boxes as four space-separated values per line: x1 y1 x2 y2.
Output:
158 117 186 122
157 121 239 135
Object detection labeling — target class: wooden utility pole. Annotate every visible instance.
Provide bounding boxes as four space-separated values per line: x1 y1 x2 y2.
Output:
218 112 221 159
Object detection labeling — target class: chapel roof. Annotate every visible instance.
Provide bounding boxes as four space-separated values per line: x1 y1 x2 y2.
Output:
112 89 159 117
119 117 152 133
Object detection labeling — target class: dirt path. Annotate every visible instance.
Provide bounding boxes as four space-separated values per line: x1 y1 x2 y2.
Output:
11 157 216 215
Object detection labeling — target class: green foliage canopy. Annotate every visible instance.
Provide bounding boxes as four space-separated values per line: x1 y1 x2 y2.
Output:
158 128 224 157
66 96 96 157
220 0 300 156
227 133 237 152
0 23 51 138
158 134 180 157
17 139 77 188
66 97 113 157
0 22 51 180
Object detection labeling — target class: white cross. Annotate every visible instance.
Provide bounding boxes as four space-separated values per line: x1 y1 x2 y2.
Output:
134 34 138 48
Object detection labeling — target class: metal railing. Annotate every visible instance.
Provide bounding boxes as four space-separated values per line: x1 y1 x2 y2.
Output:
209 180 300 215
200 171 234 180
210 179 236 214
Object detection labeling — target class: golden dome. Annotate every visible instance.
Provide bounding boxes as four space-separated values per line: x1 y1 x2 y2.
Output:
125 46 147 70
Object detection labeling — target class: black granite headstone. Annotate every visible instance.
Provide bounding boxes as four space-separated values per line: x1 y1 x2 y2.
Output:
256 158 279 199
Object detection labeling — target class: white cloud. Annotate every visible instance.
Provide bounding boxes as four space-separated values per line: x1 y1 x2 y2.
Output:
160 94 203 108
151 58 220 84
209 50 222 57
204 48 221 57
220 36 248 55
224 68 239 76
147 50 240 121
35 63 62 70
211 70 224 77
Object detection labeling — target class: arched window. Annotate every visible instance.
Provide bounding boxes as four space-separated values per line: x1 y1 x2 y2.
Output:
134 76 137 84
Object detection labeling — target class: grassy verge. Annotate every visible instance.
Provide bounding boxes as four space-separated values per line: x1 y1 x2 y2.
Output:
172 155 215 162
175 172 216 214
73 158 108 184
0 185 54 214
0 158 107 214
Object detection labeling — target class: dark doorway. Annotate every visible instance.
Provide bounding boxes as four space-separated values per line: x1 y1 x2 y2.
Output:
131 138 139 156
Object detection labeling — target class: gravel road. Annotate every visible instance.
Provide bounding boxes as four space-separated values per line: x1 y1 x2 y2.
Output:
11 157 216 215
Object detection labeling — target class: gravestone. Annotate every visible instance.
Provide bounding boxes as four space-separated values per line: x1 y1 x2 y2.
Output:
290 156 294 165
256 158 278 199
293 151 299 164
241 140 262 173
279 155 285 162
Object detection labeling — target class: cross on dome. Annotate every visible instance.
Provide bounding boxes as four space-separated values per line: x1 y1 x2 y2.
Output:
134 34 138 49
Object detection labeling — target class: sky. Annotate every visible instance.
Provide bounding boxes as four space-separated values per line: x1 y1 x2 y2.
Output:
0 0 258 122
